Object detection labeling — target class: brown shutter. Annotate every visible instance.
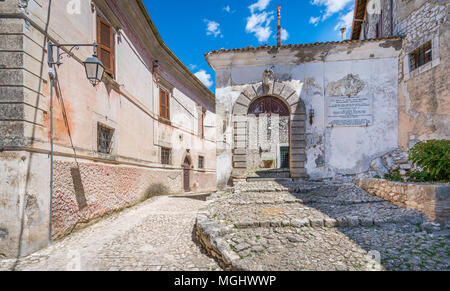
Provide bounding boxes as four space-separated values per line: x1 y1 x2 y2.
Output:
97 17 115 77
202 113 205 138
160 89 170 120
198 110 205 138
166 91 170 120
160 89 165 119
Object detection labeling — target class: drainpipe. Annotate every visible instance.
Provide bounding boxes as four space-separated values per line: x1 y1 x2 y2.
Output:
361 22 366 40
390 0 394 36
48 68 55 243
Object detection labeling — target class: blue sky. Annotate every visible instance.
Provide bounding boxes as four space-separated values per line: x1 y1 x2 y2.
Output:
144 0 355 91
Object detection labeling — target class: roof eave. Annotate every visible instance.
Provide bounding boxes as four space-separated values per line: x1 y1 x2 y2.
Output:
135 0 215 100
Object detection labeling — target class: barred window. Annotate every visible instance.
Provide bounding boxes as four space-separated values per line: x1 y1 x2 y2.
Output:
198 156 205 169
409 42 432 70
161 147 171 165
98 124 114 154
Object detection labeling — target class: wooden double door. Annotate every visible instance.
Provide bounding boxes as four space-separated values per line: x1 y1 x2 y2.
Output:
183 158 190 192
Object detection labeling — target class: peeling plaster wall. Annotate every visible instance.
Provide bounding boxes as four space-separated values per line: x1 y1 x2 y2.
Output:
396 1 450 149
210 40 401 185
0 0 216 258
0 152 50 259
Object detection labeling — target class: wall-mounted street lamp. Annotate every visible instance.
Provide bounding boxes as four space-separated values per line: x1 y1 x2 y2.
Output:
47 41 105 242
48 41 105 86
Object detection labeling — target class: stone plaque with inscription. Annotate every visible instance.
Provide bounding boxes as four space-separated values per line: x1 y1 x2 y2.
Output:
327 96 373 127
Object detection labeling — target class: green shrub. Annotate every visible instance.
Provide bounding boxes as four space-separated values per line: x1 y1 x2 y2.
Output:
145 183 171 199
373 175 381 179
407 170 432 183
384 168 403 182
409 140 450 182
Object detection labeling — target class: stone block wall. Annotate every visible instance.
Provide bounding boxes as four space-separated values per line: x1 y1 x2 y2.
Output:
52 159 218 240
0 0 217 259
356 178 450 226
397 1 450 149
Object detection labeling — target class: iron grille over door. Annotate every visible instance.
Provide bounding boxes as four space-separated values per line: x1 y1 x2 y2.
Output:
280 146 290 169
248 96 290 116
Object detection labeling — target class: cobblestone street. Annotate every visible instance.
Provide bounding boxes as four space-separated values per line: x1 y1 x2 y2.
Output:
1 181 449 271
197 181 450 271
0 196 220 271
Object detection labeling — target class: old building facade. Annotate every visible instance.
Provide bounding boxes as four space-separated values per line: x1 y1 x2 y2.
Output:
0 0 216 258
208 0 449 188
208 39 402 188
352 0 449 150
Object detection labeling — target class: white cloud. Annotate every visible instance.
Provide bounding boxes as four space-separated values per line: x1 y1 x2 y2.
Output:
309 16 320 26
334 9 354 37
194 70 213 88
311 0 353 20
246 1 274 43
281 28 289 41
249 0 271 14
223 5 231 13
204 19 222 37
189 64 198 71
310 0 355 38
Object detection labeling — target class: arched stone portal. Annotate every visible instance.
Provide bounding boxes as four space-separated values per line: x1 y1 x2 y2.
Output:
232 73 308 180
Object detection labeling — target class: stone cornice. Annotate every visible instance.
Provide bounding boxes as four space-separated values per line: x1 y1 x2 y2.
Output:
206 38 403 70
111 0 215 104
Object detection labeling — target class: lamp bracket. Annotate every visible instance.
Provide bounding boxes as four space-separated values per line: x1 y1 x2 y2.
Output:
48 41 98 67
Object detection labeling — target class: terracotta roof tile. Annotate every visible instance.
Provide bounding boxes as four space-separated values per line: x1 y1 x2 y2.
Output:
205 37 402 58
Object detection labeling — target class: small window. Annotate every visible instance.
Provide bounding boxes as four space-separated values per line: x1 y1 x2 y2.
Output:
198 156 205 169
97 16 115 77
161 147 171 165
409 42 432 71
97 124 114 154
160 89 170 120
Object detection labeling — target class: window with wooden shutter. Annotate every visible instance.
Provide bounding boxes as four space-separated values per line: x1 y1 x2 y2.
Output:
160 89 170 120
198 111 205 139
97 17 115 77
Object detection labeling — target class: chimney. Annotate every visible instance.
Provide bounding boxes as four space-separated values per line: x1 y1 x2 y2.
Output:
340 27 347 41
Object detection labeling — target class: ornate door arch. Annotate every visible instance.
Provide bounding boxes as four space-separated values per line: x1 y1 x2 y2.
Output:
248 96 290 117
231 69 308 180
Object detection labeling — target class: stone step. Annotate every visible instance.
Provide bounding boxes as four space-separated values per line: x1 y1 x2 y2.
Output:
233 215 424 230
246 177 293 183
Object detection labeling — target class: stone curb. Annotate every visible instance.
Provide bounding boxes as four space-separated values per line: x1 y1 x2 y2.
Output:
196 205 243 271
232 215 425 229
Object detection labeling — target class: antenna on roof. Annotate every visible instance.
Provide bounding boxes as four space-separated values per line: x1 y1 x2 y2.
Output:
277 5 282 47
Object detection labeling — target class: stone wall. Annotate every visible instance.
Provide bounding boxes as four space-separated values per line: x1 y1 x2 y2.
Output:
0 0 216 258
209 39 401 185
397 1 450 149
52 159 216 240
356 178 450 226
195 203 238 271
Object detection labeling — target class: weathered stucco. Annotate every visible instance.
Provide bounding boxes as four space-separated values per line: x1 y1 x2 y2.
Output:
396 1 449 149
0 0 216 258
352 0 449 149
209 39 401 186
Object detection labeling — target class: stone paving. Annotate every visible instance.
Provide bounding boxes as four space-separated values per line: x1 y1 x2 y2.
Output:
0 195 220 271
2 180 448 271
196 180 450 271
